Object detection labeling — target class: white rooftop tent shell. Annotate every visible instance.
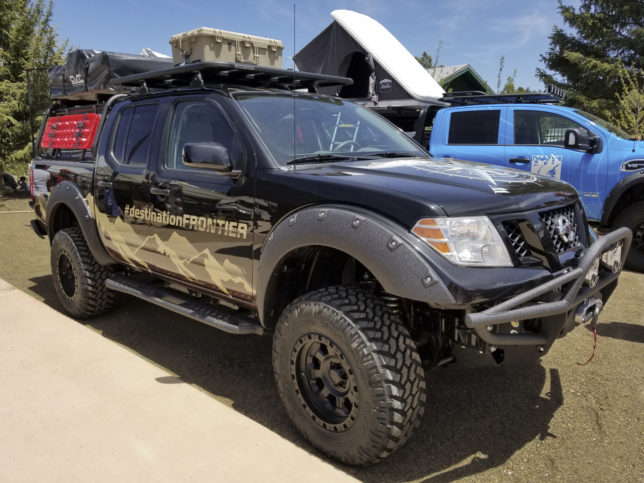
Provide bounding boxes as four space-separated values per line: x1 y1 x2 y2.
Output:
294 9 444 102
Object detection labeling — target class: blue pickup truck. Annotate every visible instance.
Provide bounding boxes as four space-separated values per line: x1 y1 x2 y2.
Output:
422 102 644 271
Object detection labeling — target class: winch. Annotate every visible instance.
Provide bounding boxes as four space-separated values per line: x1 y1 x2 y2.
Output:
575 296 603 327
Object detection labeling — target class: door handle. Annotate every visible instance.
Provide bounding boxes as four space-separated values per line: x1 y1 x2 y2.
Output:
219 205 252 217
97 180 113 188
509 157 530 165
150 186 170 196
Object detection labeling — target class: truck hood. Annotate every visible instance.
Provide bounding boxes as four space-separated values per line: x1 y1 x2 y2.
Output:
288 157 578 222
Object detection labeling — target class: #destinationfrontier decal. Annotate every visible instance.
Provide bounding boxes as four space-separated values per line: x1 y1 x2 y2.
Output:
124 205 248 239
91 194 253 296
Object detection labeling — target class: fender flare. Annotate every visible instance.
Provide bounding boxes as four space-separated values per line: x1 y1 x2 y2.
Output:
46 180 113 266
255 205 454 325
601 170 644 225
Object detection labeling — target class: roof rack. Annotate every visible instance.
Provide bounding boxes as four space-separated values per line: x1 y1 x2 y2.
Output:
111 61 353 92
441 85 565 106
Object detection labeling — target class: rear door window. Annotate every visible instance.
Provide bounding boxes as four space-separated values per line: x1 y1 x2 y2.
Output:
111 104 159 165
448 110 500 144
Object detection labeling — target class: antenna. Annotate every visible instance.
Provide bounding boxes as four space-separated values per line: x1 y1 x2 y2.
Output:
292 3 296 167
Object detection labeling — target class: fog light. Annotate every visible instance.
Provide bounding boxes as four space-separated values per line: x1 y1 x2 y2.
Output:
601 242 623 273
584 257 600 288
510 320 520 328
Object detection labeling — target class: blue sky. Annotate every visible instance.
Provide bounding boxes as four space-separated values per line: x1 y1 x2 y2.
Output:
50 0 577 92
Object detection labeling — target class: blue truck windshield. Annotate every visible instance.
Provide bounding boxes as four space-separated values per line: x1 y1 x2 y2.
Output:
575 109 635 140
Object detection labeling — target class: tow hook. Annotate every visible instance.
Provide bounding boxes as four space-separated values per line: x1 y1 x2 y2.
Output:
575 297 603 328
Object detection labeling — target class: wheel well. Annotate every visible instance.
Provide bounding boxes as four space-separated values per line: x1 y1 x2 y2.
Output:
262 245 373 328
606 182 644 226
262 245 460 368
49 203 79 241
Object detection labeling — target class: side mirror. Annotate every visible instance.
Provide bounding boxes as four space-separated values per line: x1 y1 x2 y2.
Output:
182 142 241 177
564 128 593 152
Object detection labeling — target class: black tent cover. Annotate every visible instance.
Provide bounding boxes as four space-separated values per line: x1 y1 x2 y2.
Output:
294 21 415 103
48 50 172 99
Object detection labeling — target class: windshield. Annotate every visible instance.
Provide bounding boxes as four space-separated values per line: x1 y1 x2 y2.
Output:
574 109 635 140
234 92 428 166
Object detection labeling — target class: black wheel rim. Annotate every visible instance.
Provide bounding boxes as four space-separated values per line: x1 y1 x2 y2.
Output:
291 333 359 432
58 253 76 297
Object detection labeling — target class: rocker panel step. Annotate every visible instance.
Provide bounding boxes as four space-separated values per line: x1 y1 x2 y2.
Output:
105 275 263 336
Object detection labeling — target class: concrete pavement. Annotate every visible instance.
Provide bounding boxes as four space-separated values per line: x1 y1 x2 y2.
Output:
0 278 356 482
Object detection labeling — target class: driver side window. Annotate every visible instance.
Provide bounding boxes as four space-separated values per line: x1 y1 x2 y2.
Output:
514 110 591 146
166 100 241 170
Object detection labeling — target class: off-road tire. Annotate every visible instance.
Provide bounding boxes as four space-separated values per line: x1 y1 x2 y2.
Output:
272 286 426 465
51 227 113 318
614 202 644 272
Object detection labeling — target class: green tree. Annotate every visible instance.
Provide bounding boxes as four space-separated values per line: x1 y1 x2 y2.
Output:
416 40 444 74
0 0 66 176
500 69 529 94
537 0 644 121
415 51 433 70
609 68 644 139
496 56 505 93
496 56 530 94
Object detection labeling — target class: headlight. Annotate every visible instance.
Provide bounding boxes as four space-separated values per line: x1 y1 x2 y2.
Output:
412 216 513 267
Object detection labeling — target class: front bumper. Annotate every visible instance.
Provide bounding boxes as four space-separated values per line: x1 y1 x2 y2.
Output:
465 227 632 346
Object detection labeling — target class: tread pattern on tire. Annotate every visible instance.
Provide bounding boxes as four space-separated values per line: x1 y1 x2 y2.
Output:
273 285 426 465
51 226 113 318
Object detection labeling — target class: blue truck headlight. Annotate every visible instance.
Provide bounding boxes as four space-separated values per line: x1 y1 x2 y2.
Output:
412 216 513 267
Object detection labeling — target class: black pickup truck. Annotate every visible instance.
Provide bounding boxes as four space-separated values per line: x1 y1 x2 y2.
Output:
30 59 631 465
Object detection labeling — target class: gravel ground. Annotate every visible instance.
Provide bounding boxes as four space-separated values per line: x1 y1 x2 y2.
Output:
1 196 642 482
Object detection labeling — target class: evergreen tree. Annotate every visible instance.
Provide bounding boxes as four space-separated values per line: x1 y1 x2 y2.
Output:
537 0 644 123
415 51 433 70
496 56 505 94
500 70 529 95
496 58 530 94
609 68 644 138
0 0 66 175
416 41 444 74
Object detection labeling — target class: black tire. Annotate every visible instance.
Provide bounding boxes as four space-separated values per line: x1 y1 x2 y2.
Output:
272 286 426 465
614 202 644 272
51 227 114 318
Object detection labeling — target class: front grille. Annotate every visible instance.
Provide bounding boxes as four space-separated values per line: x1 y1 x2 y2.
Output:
497 202 586 270
503 221 529 259
540 205 581 254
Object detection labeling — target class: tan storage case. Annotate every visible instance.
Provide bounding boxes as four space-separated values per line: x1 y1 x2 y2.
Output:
169 27 284 67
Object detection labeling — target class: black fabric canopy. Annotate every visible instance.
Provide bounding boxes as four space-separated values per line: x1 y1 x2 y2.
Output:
48 50 172 99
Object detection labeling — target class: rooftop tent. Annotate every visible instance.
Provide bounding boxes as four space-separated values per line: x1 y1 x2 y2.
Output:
294 9 444 102
48 49 173 100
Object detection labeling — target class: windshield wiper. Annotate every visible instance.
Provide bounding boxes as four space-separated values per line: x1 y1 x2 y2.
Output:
362 151 420 159
286 154 370 165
